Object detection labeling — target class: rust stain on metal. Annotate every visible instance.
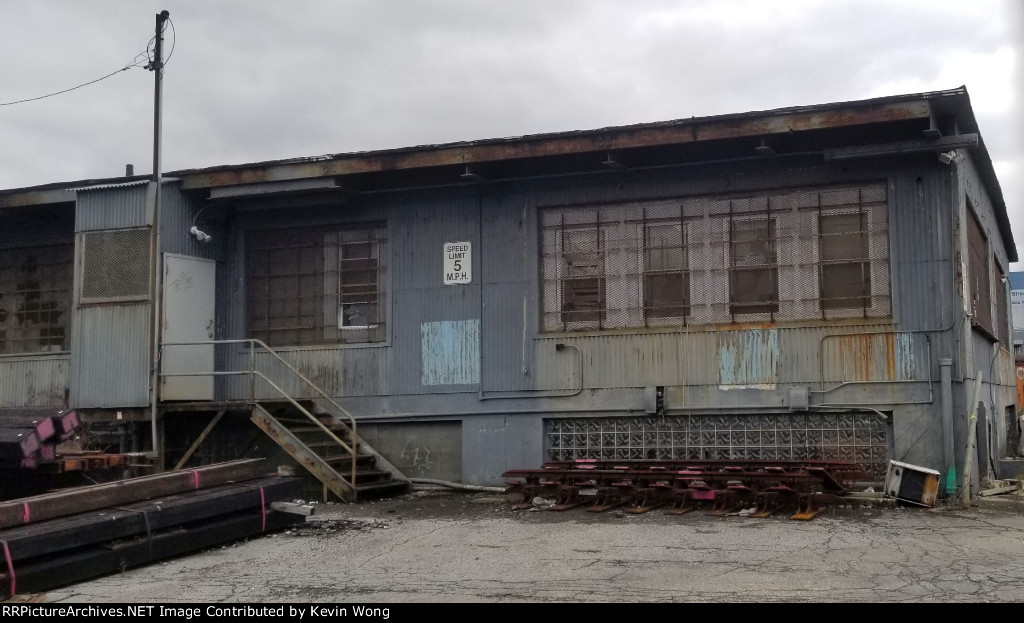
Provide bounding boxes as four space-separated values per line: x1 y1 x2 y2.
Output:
178 101 931 190
831 333 915 382
718 322 778 331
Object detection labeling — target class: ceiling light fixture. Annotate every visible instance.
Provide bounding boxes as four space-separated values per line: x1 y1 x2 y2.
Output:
602 152 627 169
460 166 486 182
754 139 776 156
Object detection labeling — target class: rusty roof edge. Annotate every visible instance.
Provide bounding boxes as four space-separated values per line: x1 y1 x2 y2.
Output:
954 91 1017 262
174 95 941 189
1 87 966 200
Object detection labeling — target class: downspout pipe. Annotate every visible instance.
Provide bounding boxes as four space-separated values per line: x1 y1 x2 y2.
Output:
939 358 955 494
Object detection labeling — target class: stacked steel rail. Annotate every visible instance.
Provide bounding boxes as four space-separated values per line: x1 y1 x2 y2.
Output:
0 409 80 470
0 459 305 599
503 459 872 520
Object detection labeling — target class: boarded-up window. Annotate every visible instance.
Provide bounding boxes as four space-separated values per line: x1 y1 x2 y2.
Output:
0 241 73 354
820 212 871 310
730 218 778 314
247 223 386 346
967 208 993 335
559 226 606 324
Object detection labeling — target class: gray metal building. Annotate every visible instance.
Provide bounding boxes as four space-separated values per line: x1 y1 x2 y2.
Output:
0 86 1018 494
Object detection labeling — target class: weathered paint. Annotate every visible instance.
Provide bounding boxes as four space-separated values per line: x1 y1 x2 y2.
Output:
1016 364 1024 411
69 304 151 408
719 329 779 389
0 355 69 407
825 332 916 382
421 320 480 386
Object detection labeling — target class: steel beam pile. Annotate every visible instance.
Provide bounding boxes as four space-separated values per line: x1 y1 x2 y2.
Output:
0 409 80 470
503 459 872 520
0 459 305 600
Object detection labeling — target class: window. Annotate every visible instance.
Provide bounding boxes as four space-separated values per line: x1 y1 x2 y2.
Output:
560 227 605 323
819 212 871 310
247 223 386 347
643 222 689 319
730 218 778 314
966 208 993 335
0 241 73 354
540 182 889 332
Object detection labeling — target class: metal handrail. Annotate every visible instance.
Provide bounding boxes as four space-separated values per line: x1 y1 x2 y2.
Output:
159 339 360 492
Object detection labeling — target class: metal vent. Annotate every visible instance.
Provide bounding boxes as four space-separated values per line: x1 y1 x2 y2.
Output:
80 229 151 303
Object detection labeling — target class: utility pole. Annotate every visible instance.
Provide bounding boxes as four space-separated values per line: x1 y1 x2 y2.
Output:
148 10 170 466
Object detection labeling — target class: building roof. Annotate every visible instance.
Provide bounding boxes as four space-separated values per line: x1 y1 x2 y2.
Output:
0 86 1016 260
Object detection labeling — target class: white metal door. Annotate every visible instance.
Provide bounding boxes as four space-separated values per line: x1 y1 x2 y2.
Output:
161 254 216 400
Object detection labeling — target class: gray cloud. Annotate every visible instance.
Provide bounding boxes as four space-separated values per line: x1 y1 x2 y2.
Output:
1 0 1020 265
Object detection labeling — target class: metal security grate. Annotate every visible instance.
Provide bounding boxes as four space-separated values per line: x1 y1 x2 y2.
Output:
546 413 890 481
247 223 387 346
540 183 890 332
80 229 152 303
0 241 74 354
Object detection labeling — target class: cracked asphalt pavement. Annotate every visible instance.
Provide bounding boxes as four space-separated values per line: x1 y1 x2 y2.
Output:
40 489 1024 603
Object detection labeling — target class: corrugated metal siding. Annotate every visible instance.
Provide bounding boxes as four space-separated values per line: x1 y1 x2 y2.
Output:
69 305 150 407
421 320 480 386
533 332 717 389
719 329 779 388
821 332 919 382
226 345 388 400
889 168 951 330
203 158 956 410
481 283 531 391
160 185 222 260
0 355 69 407
75 184 152 232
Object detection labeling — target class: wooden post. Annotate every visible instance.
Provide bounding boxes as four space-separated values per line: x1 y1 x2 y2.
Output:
962 370 984 509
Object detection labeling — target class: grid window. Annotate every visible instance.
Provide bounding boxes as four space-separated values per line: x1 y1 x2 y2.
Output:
247 223 386 347
540 183 889 332
643 222 689 319
730 218 778 314
820 212 871 310
0 242 73 354
560 228 605 323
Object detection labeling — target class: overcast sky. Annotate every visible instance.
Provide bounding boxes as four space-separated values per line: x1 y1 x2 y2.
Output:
1 1 1021 264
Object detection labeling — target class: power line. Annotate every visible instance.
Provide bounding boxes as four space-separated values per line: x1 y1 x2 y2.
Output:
0 63 142 107
0 22 172 108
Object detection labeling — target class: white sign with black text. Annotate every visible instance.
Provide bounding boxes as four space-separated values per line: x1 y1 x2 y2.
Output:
443 241 472 285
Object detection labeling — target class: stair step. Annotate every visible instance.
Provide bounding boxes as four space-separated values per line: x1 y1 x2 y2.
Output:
350 469 393 482
354 479 410 493
287 426 351 439
323 453 377 466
